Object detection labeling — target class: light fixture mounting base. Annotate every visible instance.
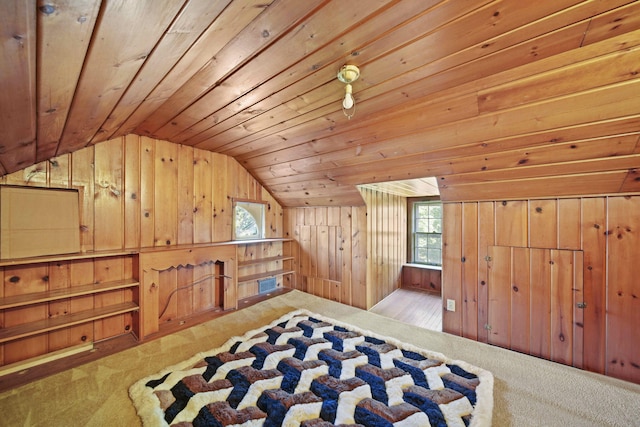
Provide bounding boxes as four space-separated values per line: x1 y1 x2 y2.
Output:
337 64 360 84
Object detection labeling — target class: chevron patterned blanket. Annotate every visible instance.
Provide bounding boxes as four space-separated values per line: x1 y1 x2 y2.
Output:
129 310 493 426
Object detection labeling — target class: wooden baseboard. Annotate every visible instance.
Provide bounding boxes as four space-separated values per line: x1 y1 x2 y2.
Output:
0 343 94 377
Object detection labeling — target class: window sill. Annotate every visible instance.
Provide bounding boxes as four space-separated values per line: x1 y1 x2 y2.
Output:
404 263 442 271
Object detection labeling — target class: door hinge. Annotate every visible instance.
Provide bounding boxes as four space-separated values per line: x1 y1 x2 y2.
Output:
576 302 587 309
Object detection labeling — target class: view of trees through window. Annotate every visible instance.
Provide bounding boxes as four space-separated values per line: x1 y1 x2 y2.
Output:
234 201 265 240
235 206 259 238
412 201 442 266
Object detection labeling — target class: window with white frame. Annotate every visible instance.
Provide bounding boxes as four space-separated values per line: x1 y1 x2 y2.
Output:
410 200 442 266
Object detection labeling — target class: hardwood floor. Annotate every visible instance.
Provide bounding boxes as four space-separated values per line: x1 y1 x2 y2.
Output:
369 288 442 331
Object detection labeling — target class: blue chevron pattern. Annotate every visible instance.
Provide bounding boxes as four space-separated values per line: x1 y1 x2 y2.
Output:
130 310 493 426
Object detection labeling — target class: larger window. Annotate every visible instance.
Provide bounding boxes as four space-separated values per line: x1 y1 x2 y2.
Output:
410 200 442 266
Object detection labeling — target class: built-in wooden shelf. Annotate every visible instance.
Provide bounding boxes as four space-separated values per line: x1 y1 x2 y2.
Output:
237 269 295 284
0 301 139 344
0 279 139 310
237 255 294 267
236 239 296 286
0 249 138 267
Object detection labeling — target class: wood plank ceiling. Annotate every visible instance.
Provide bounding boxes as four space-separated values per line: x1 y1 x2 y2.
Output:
1 0 640 206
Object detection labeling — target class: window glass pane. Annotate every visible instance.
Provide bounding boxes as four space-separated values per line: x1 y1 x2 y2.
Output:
411 201 442 266
416 247 429 263
235 206 259 238
416 218 429 232
416 234 428 247
428 204 442 218
234 201 265 240
427 234 441 246
427 249 441 265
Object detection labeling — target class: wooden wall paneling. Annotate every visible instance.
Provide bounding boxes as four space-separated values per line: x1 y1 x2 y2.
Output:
606 196 640 384
299 225 311 294
93 257 127 341
262 189 278 237
1 162 44 186
304 208 315 226
328 225 338 282
71 147 95 251
352 206 368 309
510 247 530 354
572 251 584 369
495 200 527 247
93 138 124 251
364 189 376 305
401 266 419 291
177 145 194 245
158 268 178 323
359 189 406 307
376 191 385 302
340 207 353 306
580 197 607 374
558 198 581 250
477 201 494 343
192 264 217 315
153 140 178 246
47 155 70 188
231 159 247 200
528 199 557 248
212 153 230 242
69 259 95 346
47 261 71 351
529 248 551 360
193 150 212 244
3 265 48 364
328 278 340 303
317 226 330 282
124 135 141 249
442 203 462 334
550 249 574 366
0 267 3 364
462 202 479 340
140 137 155 248
486 246 511 349
392 193 403 295
282 208 298 290
382 192 391 300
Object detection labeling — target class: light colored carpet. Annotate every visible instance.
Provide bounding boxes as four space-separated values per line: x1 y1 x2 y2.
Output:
1 290 639 426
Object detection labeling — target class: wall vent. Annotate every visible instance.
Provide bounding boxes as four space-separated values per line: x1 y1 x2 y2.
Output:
258 277 277 294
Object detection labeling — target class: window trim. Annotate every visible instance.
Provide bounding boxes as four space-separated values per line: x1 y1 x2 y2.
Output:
232 199 267 241
407 197 442 267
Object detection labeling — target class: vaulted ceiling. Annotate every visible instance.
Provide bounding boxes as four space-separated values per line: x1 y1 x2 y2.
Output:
2 0 640 206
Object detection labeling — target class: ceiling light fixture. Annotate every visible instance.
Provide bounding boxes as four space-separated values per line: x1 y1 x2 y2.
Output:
337 64 360 119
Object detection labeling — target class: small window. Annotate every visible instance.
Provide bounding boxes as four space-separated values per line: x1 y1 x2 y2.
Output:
233 200 265 240
410 200 442 266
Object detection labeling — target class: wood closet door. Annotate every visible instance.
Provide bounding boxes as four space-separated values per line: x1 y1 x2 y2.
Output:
486 246 584 368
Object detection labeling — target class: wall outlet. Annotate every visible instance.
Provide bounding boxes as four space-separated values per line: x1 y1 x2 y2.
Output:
446 299 456 312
